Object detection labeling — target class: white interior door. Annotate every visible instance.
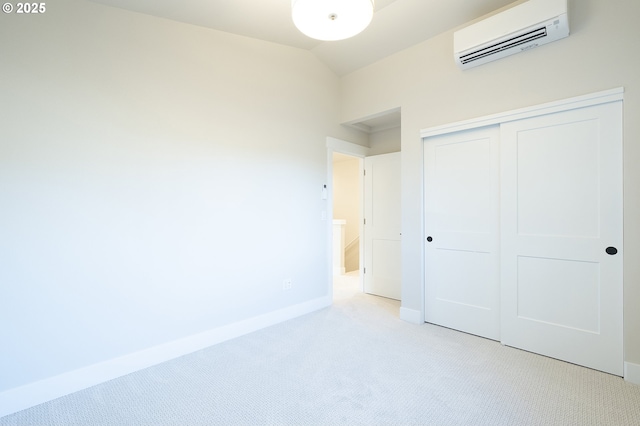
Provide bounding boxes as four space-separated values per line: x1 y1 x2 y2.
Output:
500 102 623 376
364 152 401 300
423 126 500 340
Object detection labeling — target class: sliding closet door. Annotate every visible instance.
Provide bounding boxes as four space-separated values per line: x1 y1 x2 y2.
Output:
500 102 623 375
424 126 500 340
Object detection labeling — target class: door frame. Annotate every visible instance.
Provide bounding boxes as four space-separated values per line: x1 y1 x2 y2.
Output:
326 137 369 300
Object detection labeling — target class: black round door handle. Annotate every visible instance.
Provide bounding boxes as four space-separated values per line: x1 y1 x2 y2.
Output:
427 236 433 242
606 247 618 255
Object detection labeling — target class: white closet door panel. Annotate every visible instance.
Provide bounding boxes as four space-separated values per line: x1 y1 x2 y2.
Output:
424 126 500 340
501 101 623 376
515 121 600 237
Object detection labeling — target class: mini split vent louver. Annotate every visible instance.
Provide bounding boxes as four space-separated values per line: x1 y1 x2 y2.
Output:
454 0 569 70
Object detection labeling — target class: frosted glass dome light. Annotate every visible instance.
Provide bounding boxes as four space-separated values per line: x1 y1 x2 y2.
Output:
292 0 374 41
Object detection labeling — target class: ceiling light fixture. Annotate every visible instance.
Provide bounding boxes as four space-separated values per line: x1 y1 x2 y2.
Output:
292 0 375 41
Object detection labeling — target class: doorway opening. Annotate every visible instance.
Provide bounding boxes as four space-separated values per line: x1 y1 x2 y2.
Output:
332 152 363 300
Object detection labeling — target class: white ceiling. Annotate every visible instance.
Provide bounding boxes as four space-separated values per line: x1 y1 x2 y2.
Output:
88 0 517 76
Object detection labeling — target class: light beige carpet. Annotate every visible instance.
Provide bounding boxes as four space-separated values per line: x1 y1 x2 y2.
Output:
2 273 639 425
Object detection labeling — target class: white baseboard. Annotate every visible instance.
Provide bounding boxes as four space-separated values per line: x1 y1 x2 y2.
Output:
400 307 423 324
0 296 331 418
624 361 640 385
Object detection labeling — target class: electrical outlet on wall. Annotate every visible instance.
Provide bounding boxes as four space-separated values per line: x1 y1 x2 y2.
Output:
282 279 292 290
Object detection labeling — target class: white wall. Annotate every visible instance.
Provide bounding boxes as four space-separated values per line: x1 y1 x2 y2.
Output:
368 126 401 155
341 0 640 367
0 0 365 403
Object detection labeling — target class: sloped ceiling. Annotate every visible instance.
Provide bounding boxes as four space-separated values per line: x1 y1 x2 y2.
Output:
88 0 517 76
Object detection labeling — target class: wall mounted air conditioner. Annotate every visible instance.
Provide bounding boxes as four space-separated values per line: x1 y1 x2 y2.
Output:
454 0 569 69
